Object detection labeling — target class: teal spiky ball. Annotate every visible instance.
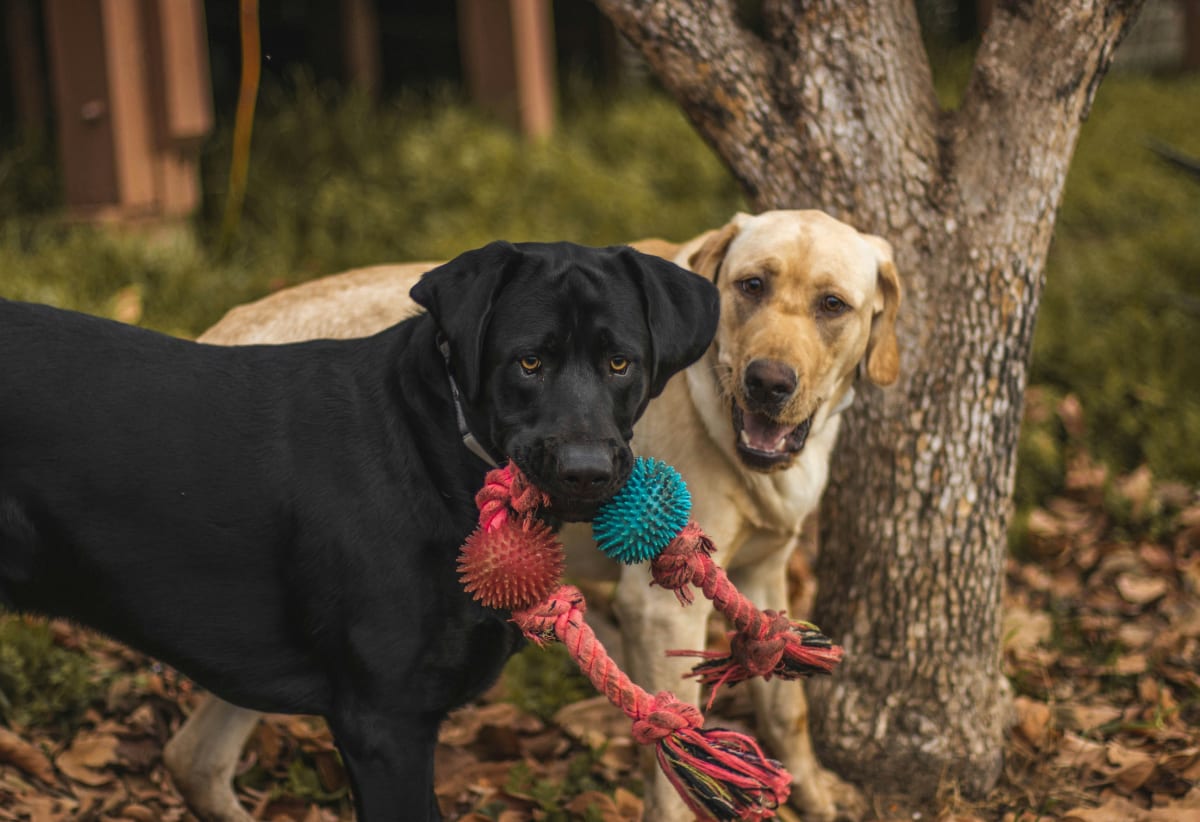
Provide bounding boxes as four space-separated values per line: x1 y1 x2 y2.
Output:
593 457 691 564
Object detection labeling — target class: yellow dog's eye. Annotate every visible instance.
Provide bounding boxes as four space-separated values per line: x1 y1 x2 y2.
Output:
819 295 849 316
737 277 764 296
519 355 541 373
610 356 630 375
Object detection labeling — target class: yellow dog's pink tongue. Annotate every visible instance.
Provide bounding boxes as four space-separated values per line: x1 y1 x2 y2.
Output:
740 410 795 453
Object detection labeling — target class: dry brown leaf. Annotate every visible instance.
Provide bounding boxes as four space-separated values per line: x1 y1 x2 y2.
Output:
1057 393 1086 438
1107 742 1158 794
433 759 514 804
1056 733 1109 773
1014 696 1053 749
117 804 158 822
517 730 569 759
311 749 347 793
17 794 79 822
1116 573 1170 605
1002 605 1053 654
1115 466 1155 517
1159 748 1200 781
115 737 161 773
440 702 543 750
565 791 626 820
1118 620 1160 650
1063 703 1122 733
0 727 58 786
554 696 631 749
1108 653 1148 676
55 731 120 787
1063 795 1147 821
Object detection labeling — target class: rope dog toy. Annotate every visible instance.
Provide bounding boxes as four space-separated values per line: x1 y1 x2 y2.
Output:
457 458 845 820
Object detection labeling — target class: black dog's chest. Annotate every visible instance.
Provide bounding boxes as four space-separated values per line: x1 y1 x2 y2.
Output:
422 607 524 709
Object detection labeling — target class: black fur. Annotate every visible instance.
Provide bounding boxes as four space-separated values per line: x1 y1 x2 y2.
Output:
0 241 718 820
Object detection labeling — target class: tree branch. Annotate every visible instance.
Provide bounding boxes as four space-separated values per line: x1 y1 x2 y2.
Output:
597 0 941 226
592 0 786 202
949 0 1147 223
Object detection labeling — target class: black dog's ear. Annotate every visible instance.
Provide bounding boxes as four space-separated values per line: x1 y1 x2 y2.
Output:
617 247 720 399
410 241 523 402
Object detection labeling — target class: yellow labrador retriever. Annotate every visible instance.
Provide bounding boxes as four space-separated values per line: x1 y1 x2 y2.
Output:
164 210 901 822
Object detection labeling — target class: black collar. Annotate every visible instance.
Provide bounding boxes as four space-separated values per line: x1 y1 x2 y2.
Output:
436 334 500 468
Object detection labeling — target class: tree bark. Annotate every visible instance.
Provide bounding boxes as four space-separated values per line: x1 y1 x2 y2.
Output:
594 0 1145 802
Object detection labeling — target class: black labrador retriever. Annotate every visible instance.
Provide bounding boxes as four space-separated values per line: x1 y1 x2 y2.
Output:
0 241 719 820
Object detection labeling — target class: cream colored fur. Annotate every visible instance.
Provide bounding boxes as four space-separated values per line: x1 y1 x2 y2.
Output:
164 211 901 822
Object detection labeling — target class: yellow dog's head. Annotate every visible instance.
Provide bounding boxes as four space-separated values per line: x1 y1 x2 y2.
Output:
687 210 902 472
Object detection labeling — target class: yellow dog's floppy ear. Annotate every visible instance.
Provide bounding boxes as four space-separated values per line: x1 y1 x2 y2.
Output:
861 234 903 386
687 213 746 283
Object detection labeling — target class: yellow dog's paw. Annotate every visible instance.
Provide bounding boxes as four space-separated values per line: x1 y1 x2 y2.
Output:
790 766 867 822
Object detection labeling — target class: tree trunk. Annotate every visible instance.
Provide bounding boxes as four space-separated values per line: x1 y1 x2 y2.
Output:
594 0 1145 803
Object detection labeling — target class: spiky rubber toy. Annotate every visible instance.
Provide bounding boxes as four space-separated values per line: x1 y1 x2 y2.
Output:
456 458 846 820
592 457 692 564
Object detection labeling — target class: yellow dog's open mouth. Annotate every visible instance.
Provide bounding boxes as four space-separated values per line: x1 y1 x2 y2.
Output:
732 400 813 470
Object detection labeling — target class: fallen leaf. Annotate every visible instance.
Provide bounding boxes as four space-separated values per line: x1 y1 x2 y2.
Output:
1063 703 1122 733
554 697 631 749
1159 748 1200 781
1107 742 1157 794
118 803 159 821
1063 795 1146 821
1116 573 1169 605
1056 733 1108 773
0 727 58 786
1107 653 1148 676
1013 697 1053 749
55 732 120 787
1003 605 1053 654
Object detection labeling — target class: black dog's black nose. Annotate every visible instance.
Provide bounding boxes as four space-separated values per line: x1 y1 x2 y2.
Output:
555 444 615 498
744 359 798 408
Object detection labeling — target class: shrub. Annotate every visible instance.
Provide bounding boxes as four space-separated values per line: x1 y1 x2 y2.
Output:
0 619 102 729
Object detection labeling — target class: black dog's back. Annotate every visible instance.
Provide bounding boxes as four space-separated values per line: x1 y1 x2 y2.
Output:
0 299 411 711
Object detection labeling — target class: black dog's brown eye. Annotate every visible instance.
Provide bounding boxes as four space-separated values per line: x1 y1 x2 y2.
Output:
820 295 848 315
519 355 541 373
609 356 630 375
738 277 764 296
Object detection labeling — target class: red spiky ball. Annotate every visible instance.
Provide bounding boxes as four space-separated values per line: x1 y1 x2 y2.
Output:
457 518 564 610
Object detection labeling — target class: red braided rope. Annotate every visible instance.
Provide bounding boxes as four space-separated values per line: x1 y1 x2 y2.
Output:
511 586 686 731
652 524 844 704
474 463 549 532
511 586 790 820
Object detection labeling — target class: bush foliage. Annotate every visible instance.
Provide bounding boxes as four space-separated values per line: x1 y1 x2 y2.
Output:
0 619 102 729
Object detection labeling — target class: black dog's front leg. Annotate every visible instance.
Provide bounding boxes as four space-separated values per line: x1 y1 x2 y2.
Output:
330 705 444 821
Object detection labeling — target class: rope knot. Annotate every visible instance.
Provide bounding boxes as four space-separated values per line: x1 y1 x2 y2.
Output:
475 463 550 532
510 584 584 644
730 610 791 678
650 523 715 604
632 691 703 745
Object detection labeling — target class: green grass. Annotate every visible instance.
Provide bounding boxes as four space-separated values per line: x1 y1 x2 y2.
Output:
0 619 103 730
1033 72 1200 484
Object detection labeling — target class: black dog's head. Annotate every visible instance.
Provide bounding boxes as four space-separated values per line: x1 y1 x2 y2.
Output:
411 241 719 520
